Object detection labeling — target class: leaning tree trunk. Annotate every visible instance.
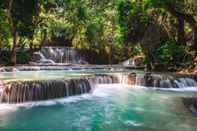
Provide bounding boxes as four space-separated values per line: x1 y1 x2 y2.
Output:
177 16 186 45
167 4 197 50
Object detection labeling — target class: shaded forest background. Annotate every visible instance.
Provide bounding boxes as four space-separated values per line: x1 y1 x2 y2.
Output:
0 0 197 71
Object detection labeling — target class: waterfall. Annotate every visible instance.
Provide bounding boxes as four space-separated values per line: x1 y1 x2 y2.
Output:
1 72 197 103
0 79 90 103
0 75 118 103
32 47 87 64
116 73 197 88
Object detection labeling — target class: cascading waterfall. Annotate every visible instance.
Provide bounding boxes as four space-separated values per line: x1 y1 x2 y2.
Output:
31 47 87 64
0 79 91 103
0 75 118 103
1 71 197 104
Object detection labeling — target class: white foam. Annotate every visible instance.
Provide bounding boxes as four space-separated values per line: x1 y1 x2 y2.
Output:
125 120 143 127
15 94 93 108
0 94 93 113
0 84 124 111
127 84 197 92
0 83 197 113
153 87 197 92
0 104 17 113
92 84 130 97
134 107 145 112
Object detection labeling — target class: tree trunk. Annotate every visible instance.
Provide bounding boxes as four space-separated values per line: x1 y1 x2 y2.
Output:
10 26 17 66
124 43 129 58
108 44 112 65
6 0 17 66
39 30 47 50
177 16 186 45
29 37 35 53
192 26 197 50
29 40 33 51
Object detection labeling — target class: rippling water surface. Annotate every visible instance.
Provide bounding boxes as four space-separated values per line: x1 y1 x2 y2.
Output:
0 84 197 131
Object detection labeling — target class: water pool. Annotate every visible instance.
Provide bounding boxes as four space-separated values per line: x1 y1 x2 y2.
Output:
0 84 197 131
0 70 90 81
0 68 136 81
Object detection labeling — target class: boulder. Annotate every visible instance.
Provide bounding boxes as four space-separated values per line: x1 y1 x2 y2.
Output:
144 73 154 87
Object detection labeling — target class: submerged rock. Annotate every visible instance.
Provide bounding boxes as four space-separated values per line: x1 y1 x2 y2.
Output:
182 97 197 116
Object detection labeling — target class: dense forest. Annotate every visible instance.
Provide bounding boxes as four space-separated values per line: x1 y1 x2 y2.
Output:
0 0 197 71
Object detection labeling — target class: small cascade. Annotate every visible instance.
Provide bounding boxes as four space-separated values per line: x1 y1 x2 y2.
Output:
0 75 118 103
175 78 197 87
32 47 87 64
92 74 119 84
144 74 197 88
135 74 145 86
114 73 145 86
113 73 132 84
116 73 197 88
153 76 197 88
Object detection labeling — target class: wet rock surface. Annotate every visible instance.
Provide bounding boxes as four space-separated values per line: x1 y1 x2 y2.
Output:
127 73 137 85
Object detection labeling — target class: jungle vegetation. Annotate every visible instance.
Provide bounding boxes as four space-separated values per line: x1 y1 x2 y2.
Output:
0 0 197 71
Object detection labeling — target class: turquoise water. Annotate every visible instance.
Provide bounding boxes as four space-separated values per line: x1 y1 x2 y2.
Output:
0 69 131 80
0 70 89 80
0 84 197 131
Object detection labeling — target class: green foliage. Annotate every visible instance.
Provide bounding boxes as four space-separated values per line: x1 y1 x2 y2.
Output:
118 0 151 44
11 0 39 38
153 40 188 66
0 8 11 48
0 0 196 67
86 22 104 47
0 51 31 64
16 52 31 64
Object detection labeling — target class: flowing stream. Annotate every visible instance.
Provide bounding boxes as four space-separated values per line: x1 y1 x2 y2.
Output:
0 69 197 131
